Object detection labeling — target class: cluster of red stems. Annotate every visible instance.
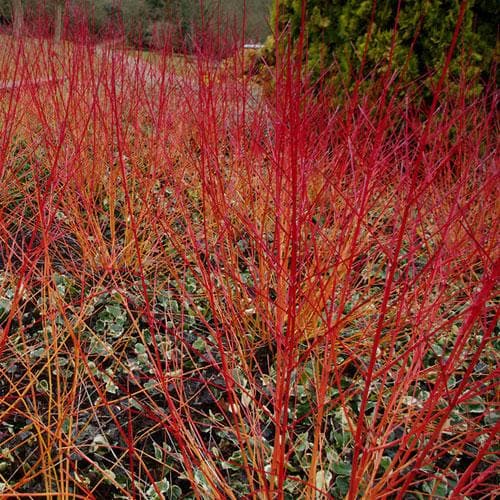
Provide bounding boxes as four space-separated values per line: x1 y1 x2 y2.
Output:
0 3 498 499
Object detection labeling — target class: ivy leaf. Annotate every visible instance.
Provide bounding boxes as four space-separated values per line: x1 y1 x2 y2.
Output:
333 461 352 476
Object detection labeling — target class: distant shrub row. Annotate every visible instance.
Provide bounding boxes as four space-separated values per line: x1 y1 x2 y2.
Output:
0 0 272 49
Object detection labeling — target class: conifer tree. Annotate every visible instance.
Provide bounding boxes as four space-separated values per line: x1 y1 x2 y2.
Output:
268 0 497 85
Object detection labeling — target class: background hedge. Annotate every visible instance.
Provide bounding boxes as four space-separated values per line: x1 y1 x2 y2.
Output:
0 0 272 48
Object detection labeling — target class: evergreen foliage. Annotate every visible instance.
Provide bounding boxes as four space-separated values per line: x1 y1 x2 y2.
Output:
268 0 498 86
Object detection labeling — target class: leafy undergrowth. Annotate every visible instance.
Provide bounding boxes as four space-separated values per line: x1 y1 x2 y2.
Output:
0 31 498 499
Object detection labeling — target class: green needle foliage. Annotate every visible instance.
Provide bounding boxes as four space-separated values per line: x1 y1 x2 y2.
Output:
267 0 498 89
